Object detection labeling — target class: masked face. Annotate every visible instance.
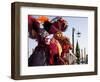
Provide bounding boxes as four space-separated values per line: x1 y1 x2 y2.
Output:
45 34 53 45
56 32 62 38
54 31 63 40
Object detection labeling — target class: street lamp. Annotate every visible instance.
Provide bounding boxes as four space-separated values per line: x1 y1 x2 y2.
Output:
77 31 81 37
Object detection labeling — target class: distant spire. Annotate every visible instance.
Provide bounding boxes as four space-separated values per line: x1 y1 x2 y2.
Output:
76 40 80 64
76 40 80 51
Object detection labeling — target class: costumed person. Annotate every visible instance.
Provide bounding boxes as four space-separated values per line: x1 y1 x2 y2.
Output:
28 16 50 66
53 31 72 65
43 16 70 65
54 31 77 65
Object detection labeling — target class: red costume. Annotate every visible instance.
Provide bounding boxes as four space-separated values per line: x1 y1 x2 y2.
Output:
49 38 60 65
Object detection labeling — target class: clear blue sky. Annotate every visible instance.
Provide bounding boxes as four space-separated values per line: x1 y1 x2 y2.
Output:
28 15 88 56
